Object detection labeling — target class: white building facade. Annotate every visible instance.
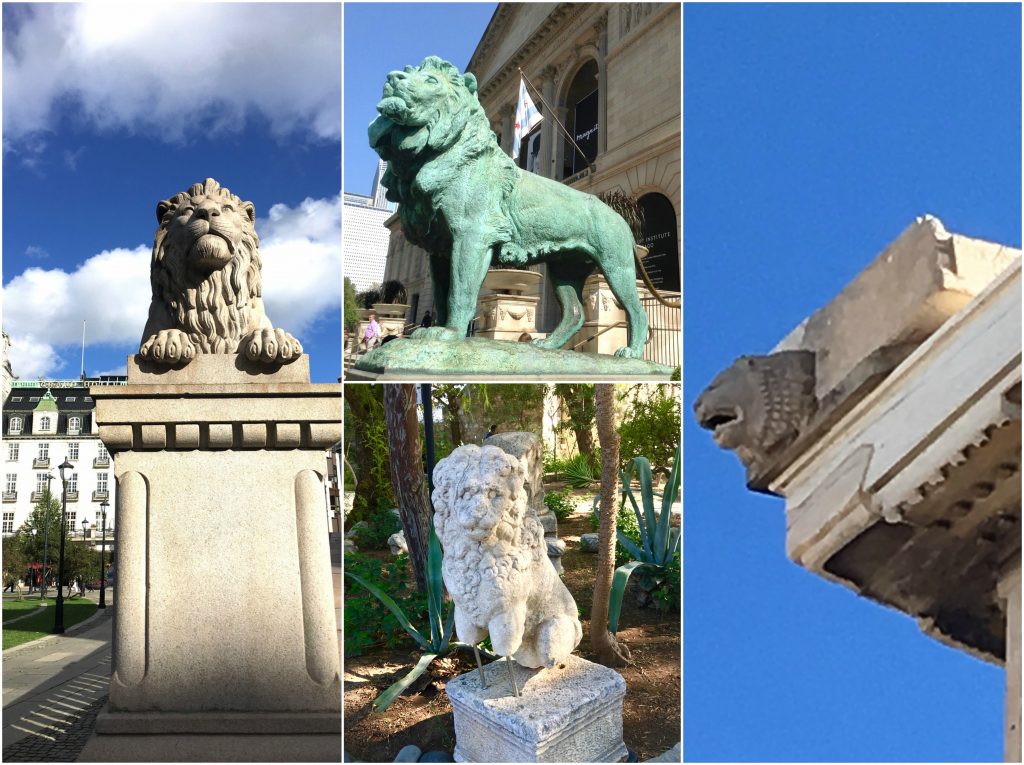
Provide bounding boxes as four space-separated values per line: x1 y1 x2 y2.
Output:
3 378 124 541
343 159 397 292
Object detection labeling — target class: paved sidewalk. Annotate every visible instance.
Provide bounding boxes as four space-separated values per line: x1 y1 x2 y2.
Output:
2 606 113 760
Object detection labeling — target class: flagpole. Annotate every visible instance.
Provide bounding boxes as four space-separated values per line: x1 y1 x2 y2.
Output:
518 67 593 170
80 321 86 380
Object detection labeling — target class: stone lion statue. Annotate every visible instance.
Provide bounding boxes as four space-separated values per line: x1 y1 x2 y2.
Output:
694 350 818 475
432 444 582 669
138 178 302 366
369 56 649 358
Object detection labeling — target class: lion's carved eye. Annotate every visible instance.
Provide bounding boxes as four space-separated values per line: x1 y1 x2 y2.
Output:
222 204 234 213
426 75 439 84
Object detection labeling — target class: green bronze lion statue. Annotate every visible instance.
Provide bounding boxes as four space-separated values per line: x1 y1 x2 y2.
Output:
369 56 648 358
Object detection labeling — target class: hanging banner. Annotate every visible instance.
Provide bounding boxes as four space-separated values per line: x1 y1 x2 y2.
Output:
638 193 680 292
572 89 599 175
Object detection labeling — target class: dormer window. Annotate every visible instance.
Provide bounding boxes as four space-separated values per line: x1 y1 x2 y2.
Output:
9 417 23 435
38 415 52 431
68 416 82 435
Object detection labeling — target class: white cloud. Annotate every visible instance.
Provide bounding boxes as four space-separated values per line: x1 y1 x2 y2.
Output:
2 4 341 148
2 194 340 379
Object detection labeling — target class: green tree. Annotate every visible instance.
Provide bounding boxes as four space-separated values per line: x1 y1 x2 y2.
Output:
344 385 394 523
19 494 62 571
2 534 28 596
554 384 598 469
61 541 101 589
344 277 360 332
616 384 680 472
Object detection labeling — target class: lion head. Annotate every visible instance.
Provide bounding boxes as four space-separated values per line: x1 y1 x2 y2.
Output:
694 351 818 472
432 444 533 546
151 178 264 354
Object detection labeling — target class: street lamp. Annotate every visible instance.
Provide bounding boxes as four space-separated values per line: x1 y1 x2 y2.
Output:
98 500 109 609
81 517 89 540
41 472 54 600
52 459 73 634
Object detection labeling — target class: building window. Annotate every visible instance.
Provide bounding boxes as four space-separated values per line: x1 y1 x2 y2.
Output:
518 126 542 174
66 397 77 402
7 443 18 461
68 443 79 461
68 416 81 434
9 417 23 435
97 443 109 461
38 415 52 431
68 474 78 494
38 443 49 461
97 473 108 493
637 192 680 292
10 397 22 402
5 474 16 494
67 511 77 531
36 473 49 494
29 397 39 403
2 512 13 533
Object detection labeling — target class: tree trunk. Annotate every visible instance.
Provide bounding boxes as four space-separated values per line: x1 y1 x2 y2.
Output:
344 386 385 523
555 384 598 469
590 384 632 667
383 383 432 591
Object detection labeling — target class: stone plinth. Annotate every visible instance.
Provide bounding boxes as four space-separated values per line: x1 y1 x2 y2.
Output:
446 654 627 763
82 354 341 761
476 293 542 342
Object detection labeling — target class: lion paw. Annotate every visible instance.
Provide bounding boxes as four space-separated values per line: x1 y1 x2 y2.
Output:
245 328 302 364
140 329 196 365
530 337 562 350
614 346 642 359
411 326 460 341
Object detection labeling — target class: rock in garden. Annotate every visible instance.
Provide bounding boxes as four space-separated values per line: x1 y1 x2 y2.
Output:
344 538 357 554
580 533 600 552
345 521 367 538
394 744 421 762
418 751 453 763
546 536 566 557
388 530 408 555
644 742 681 762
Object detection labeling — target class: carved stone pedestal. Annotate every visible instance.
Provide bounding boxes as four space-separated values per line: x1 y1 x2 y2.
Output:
447 654 627 763
80 355 341 762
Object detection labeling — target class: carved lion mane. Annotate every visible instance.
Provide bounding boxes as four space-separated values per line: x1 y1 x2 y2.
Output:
369 57 650 359
432 444 582 668
139 178 301 366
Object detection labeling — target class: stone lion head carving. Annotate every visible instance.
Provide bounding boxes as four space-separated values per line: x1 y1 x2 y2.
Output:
138 178 302 366
694 351 818 475
432 444 581 669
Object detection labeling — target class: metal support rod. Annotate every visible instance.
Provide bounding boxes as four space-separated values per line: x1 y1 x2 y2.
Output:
504 655 520 697
518 67 592 170
97 513 107 609
40 480 51 600
473 645 487 689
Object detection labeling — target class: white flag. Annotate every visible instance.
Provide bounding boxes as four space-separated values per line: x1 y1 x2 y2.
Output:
512 77 543 160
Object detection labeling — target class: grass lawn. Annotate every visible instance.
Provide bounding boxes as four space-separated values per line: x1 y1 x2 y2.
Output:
2 597 51 621
3 598 97 650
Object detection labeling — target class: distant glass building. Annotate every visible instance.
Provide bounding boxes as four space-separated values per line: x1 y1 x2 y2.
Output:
344 159 396 292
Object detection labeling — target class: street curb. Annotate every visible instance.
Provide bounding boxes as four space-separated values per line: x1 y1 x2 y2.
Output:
2 603 112 657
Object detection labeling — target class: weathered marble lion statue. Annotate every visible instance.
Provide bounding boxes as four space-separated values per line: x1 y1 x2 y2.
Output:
369 56 649 358
138 178 302 366
432 444 582 669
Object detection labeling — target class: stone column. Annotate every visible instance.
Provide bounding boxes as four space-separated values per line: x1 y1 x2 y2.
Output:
500 103 515 156
537 66 558 179
595 13 609 157
82 355 341 762
552 106 569 180
1000 561 1022 763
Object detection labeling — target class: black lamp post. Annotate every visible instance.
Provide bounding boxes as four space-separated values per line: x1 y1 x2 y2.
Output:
41 472 54 600
81 517 89 541
28 529 37 593
98 500 108 609
52 459 73 634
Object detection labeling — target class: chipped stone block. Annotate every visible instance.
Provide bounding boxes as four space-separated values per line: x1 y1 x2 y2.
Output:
447 654 627 763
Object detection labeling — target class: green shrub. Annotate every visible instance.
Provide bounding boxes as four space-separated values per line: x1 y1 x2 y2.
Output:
563 453 598 488
652 551 681 612
351 499 401 551
589 501 640 567
543 490 576 522
343 553 427 658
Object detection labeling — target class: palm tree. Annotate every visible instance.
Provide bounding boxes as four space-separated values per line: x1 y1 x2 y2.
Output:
590 384 632 666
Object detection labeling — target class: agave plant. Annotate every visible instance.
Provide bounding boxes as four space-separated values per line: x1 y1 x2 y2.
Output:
603 446 681 634
345 523 482 711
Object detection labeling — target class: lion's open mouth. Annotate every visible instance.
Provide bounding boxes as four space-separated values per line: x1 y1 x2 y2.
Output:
696 405 743 444
377 95 414 122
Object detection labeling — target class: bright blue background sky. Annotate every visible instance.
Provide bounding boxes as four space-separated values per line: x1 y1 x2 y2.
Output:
344 2 497 196
684 4 1021 762
3 4 341 383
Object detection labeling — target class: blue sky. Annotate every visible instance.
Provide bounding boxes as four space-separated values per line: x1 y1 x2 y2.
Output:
343 2 496 196
684 3 1020 762
2 3 341 383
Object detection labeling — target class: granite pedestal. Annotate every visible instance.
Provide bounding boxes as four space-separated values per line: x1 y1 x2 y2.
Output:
80 355 342 761
446 654 627 763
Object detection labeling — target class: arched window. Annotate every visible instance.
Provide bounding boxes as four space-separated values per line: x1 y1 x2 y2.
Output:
68 416 81 434
9 417 22 435
637 193 680 292
562 60 600 179
38 415 52 431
